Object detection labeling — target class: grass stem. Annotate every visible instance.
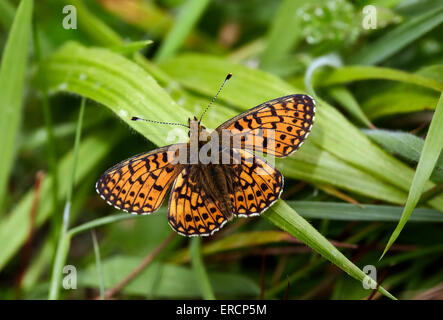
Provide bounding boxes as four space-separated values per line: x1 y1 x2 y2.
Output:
48 98 86 299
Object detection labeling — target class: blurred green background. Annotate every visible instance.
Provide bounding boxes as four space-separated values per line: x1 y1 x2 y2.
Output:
0 0 443 300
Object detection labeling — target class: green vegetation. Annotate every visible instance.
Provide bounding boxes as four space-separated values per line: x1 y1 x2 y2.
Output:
0 0 442 300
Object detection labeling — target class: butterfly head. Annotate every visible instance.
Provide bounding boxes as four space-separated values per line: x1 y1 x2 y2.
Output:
188 116 210 142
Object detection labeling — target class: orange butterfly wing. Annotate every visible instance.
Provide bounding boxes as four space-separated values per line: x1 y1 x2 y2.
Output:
168 166 228 236
96 145 185 214
216 94 315 157
228 148 283 217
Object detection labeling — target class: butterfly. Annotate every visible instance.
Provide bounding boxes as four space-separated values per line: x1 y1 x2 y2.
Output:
96 74 315 237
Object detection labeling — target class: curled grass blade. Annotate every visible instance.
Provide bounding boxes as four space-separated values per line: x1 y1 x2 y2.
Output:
304 54 373 128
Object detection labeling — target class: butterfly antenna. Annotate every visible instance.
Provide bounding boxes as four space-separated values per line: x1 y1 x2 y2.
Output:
131 116 189 128
199 73 232 123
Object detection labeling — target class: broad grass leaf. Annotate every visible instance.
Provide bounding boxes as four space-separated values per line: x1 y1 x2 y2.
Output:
0 0 33 210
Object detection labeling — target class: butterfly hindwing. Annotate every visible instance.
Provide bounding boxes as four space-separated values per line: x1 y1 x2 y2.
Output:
96 145 185 214
216 94 315 157
228 148 283 217
168 165 228 236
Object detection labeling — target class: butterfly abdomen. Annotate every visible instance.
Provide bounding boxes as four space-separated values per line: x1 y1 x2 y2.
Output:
199 164 234 220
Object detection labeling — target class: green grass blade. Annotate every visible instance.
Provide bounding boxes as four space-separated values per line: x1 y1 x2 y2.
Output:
279 143 408 205
190 238 215 300
0 0 15 29
91 230 105 300
363 130 424 163
350 4 443 65
362 86 438 119
327 86 373 128
316 66 443 92
363 129 443 173
21 106 110 151
63 0 121 46
259 0 305 69
381 91 443 258
359 65 443 119
69 214 144 237
21 235 54 291
47 232 71 300
110 40 153 56
67 98 85 210
39 42 193 146
33 23 61 244
287 201 443 222
0 0 33 211
263 201 396 300
155 0 211 62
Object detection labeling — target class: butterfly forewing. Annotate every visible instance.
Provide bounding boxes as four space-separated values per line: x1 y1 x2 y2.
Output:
216 94 315 157
96 145 185 214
